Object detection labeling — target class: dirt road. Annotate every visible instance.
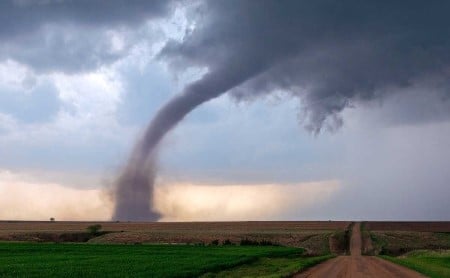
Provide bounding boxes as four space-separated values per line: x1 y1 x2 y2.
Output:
295 222 425 278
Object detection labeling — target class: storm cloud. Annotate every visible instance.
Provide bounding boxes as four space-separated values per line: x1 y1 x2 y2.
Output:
162 0 450 133
2 1 450 221
3 0 449 129
0 0 173 73
114 1 450 220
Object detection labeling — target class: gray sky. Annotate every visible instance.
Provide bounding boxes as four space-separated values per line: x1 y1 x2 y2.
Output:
0 0 449 220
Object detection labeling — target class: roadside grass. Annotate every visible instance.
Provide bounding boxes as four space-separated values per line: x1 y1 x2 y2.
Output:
370 231 450 256
330 228 351 255
381 250 450 278
0 242 308 277
296 232 331 255
201 254 334 278
360 222 375 255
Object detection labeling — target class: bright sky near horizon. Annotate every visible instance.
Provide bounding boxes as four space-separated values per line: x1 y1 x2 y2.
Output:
1 0 449 221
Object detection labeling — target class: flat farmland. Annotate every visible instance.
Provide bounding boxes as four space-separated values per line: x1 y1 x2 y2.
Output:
0 243 321 278
0 220 350 232
0 221 350 255
364 221 450 232
1 221 449 277
362 221 450 256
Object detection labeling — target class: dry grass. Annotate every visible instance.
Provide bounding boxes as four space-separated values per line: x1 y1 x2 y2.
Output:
362 221 450 256
368 231 450 256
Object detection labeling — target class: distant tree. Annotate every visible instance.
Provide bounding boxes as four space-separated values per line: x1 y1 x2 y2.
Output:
87 224 102 236
222 239 233 246
50 217 55 222
210 239 219 246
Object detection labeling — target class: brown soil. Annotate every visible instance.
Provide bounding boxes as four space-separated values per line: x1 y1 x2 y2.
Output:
0 221 350 232
295 223 426 278
364 221 450 232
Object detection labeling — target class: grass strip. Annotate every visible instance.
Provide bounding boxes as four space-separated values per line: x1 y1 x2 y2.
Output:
380 251 450 278
202 254 334 278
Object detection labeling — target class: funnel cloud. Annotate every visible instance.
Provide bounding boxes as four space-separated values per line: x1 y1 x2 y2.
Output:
113 66 267 220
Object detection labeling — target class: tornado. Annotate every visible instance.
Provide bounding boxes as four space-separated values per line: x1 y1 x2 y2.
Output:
113 66 263 220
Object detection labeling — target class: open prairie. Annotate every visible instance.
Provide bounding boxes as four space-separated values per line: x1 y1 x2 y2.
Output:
0 220 351 232
361 221 450 256
364 222 450 232
1 221 449 277
0 221 348 277
0 221 350 255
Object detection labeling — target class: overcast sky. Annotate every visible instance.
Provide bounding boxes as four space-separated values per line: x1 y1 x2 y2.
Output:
0 0 449 221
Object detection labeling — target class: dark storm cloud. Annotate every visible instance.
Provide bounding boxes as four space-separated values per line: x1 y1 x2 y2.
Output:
162 0 450 133
0 0 169 35
114 0 450 220
0 0 173 72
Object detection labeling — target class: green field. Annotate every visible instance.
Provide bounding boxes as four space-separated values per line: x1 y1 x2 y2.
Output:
0 242 327 277
381 250 450 278
202 255 333 277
